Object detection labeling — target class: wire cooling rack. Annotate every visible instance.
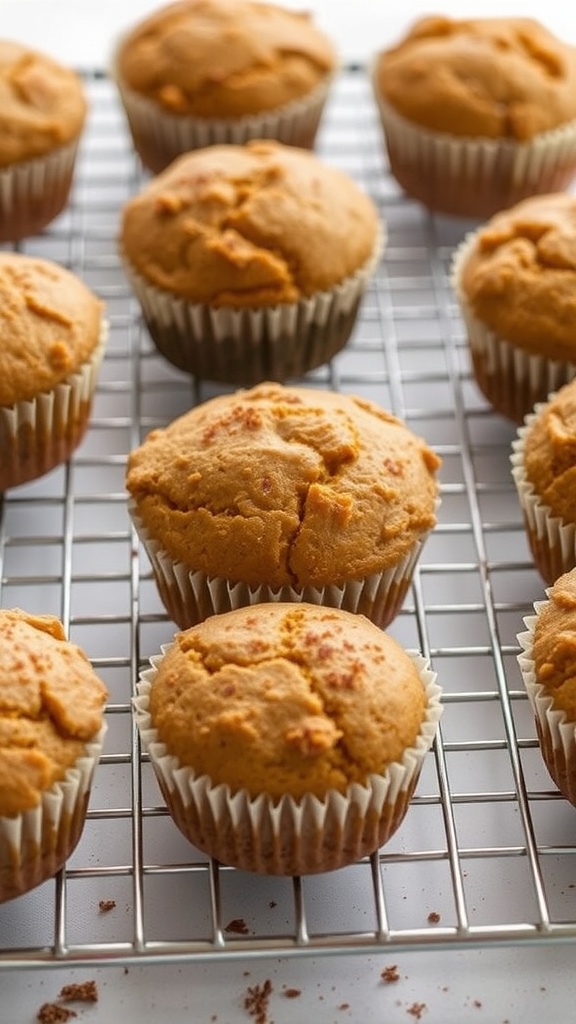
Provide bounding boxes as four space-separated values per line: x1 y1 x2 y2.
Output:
1 68 576 972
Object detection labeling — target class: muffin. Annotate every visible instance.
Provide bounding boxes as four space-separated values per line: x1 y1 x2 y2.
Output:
0 39 87 242
517 568 576 805
111 0 337 174
0 608 108 903
511 378 576 586
372 16 576 219
451 193 576 424
0 252 108 492
125 382 441 630
134 602 443 874
119 139 382 385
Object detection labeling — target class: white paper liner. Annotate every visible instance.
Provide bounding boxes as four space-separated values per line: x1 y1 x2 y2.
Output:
511 400 576 584
373 86 576 218
113 70 334 172
0 723 107 903
0 138 80 242
120 227 384 385
517 605 576 804
128 493 433 631
451 236 576 422
0 319 109 491
134 650 442 874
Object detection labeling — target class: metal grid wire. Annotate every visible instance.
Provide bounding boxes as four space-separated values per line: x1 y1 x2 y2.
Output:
1 68 576 971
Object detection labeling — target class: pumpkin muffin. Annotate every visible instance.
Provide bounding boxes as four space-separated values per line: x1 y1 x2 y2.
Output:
518 568 576 805
372 16 576 218
125 381 441 629
112 0 338 173
451 193 576 424
119 139 383 385
511 377 576 586
0 253 107 492
0 39 87 241
0 608 108 903
134 602 443 874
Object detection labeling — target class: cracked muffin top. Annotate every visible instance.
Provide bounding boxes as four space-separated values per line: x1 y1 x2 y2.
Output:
0 39 87 167
0 608 108 818
0 252 104 407
146 602 428 799
119 139 380 307
113 0 337 120
374 15 576 141
456 193 576 359
530 569 576 720
125 382 441 589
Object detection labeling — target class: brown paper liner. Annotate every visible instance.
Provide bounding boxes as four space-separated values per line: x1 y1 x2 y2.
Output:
373 87 576 219
0 320 108 492
518 608 576 804
0 725 107 903
451 237 576 424
134 654 442 875
0 139 81 243
120 229 384 386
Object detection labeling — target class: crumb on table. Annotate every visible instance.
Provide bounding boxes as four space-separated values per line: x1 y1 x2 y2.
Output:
381 964 401 984
244 979 273 1023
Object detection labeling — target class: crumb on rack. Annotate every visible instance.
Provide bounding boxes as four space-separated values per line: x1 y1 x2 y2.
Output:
225 917 249 935
244 979 273 1023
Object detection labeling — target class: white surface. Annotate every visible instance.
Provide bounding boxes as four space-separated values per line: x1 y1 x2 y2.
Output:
2 3 576 1023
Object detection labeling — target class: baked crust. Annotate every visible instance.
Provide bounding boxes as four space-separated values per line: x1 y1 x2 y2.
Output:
0 39 86 167
119 140 380 306
374 16 576 141
148 603 427 799
114 0 337 119
126 382 441 589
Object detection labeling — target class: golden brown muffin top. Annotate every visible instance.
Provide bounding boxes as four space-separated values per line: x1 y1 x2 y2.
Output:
0 608 108 818
0 39 87 168
532 569 576 720
148 602 428 799
522 378 576 524
457 193 576 359
119 140 380 306
374 16 576 141
126 382 441 589
114 0 337 119
0 253 104 407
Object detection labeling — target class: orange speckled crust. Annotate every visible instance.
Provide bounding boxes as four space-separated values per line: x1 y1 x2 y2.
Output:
0 253 104 406
0 609 108 818
459 193 576 359
0 39 86 167
374 16 576 142
522 378 576 526
125 382 441 589
114 0 336 120
148 603 427 799
531 570 576 720
119 140 380 307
